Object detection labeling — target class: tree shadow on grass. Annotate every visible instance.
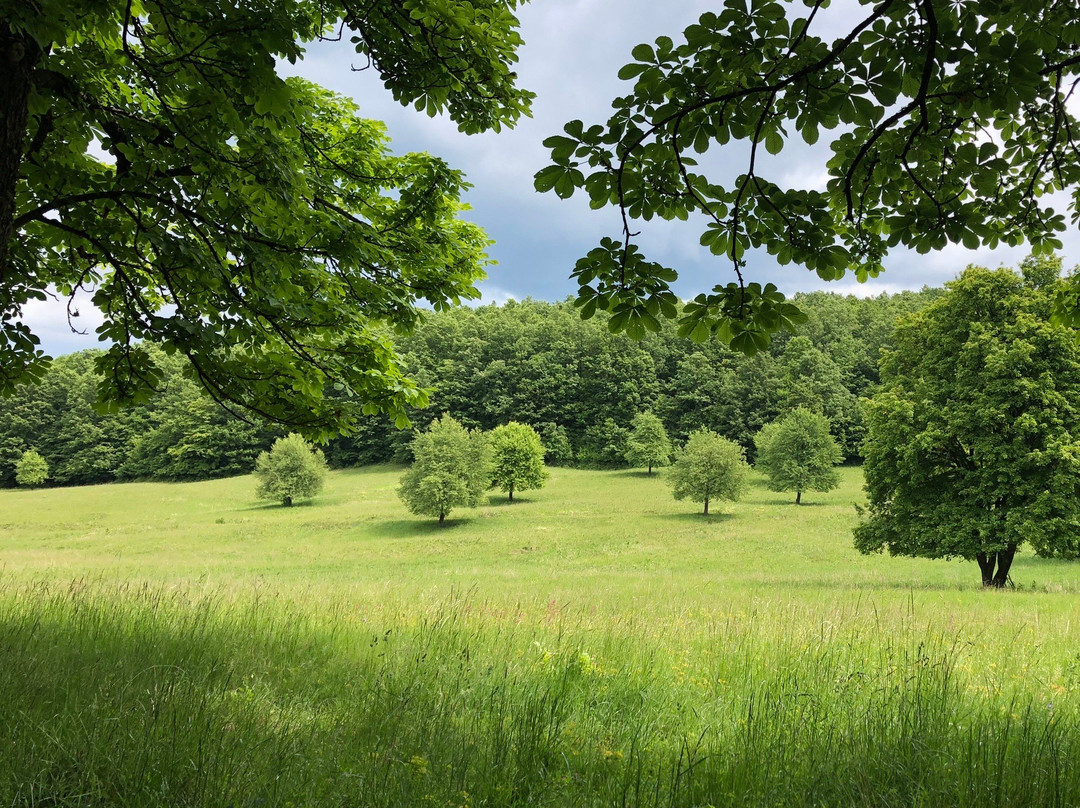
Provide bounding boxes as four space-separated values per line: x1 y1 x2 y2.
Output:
757 576 986 594
232 499 324 513
612 469 663 479
758 498 829 508
647 510 736 523
373 518 473 538
484 494 535 507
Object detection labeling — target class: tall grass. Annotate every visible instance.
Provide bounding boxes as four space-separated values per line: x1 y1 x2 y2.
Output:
1 580 1077 807
3 466 1080 805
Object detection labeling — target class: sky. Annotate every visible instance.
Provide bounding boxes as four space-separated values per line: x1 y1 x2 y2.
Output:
28 0 1080 355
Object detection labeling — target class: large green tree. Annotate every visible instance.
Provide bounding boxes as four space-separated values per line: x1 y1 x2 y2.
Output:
2 0 531 435
538 0 1080 350
854 261 1080 587
754 408 842 504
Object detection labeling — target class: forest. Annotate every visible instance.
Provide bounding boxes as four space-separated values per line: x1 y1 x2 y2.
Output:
0 288 937 488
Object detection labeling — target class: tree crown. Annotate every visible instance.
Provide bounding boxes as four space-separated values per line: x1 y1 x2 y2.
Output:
254 433 327 506
668 428 750 512
754 408 842 501
855 261 1080 567
398 414 490 521
488 422 548 498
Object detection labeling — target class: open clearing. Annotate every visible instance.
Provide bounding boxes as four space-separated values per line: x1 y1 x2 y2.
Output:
2 466 1079 807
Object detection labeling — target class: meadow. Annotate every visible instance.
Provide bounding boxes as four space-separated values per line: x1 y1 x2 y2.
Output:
2 465 1079 807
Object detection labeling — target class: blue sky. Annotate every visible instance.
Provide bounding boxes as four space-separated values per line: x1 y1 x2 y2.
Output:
27 0 1080 355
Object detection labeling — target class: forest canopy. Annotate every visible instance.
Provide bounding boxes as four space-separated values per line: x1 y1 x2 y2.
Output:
0 289 937 487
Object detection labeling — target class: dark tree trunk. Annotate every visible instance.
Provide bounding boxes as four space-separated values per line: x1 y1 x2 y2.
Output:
703 496 709 516
439 511 445 525
795 490 802 505
508 485 513 502
991 544 1016 588
648 463 653 475
977 546 1017 588
976 552 994 587
0 28 41 273
283 495 293 507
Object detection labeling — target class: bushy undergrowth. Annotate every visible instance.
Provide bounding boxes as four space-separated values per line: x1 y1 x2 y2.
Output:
2 582 1077 808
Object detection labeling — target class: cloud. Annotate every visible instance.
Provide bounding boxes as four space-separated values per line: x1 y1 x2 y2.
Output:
472 282 520 307
20 289 105 357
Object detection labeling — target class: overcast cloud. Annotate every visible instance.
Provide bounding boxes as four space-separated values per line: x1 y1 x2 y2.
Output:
29 0 1080 355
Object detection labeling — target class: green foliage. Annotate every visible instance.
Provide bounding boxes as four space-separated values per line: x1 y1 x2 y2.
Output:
254 433 327 507
668 429 750 515
537 423 574 466
778 337 864 458
538 1 1080 348
488 422 548 501
0 291 939 486
0 347 275 487
14 448 48 487
754 408 842 504
855 262 1080 586
624 411 672 473
398 414 490 522
579 418 630 469
3 0 532 435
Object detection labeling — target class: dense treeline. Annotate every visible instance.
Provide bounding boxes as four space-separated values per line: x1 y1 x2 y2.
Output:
0 350 279 487
0 291 938 487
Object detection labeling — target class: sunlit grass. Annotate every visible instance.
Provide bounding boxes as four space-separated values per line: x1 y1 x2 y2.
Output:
2 466 1079 806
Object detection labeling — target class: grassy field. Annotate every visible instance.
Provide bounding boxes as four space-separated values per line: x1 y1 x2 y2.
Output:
2 466 1079 806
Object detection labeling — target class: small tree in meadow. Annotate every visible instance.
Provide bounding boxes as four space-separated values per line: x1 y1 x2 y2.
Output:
754 408 843 504
15 449 49 487
625 411 672 474
254 433 327 506
489 422 548 502
399 415 490 523
668 429 750 515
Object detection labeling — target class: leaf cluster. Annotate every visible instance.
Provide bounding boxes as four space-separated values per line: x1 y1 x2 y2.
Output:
254 433 328 506
537 0 1080 350
4 0 532 437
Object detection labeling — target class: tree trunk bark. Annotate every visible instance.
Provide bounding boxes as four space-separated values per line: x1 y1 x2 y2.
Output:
648 463 653 475
508 485 513 502
795 490 802 505
439 511 445 525
0 27 41 273
703 497 709 516
991 544 1017 588
283 495 293 507
977 547 1017 588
